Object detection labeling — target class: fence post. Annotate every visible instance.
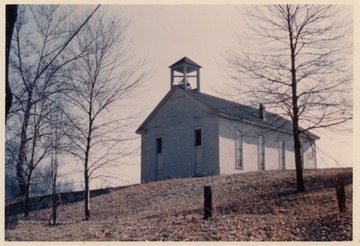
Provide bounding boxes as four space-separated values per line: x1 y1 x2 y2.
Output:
336 178 346 213
204 185 212 220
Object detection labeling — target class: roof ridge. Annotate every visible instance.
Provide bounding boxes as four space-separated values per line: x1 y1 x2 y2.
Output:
186 90 291 118
182 89 319 139
184 89 258 113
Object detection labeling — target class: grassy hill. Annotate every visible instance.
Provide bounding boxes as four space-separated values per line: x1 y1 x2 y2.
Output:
5 168 352 241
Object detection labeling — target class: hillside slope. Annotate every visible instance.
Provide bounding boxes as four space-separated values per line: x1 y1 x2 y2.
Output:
5 168 352 241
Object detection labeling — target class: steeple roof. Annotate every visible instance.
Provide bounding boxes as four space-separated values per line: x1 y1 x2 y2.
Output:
169 57 202 73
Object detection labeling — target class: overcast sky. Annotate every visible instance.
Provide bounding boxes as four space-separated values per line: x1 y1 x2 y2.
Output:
94 4 354 188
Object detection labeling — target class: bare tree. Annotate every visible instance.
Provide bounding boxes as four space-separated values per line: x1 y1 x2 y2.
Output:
63 11 145 220
8 5 100 216
226 5 352 192
45 80 81 224
9 6 69 202
48 85 64 224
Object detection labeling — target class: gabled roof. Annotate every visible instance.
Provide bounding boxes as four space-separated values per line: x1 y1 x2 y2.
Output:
136 86 320 140
136 86 181 134
183 89 318 140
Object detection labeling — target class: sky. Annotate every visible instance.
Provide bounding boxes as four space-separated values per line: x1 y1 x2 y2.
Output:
98 4 354 188
2 3 357 190
101 5 248 187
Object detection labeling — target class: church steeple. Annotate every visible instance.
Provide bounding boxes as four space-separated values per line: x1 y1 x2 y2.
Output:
169 57 201 93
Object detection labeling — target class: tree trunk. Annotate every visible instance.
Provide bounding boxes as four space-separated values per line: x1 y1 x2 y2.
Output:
23 167 36 217
24 181 30 217
84 130 91 220
84 87 93 220
287 5 305 192
51 172 57 224
16 87 34 196
84 168 90 220
293 131 304 192
5 5 17 121
51 194 57 224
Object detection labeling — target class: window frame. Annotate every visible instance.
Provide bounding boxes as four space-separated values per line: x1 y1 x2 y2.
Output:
155 137 162 154
258 135 265 170
278 139 286 170
235 129 243 170
194 129 202 146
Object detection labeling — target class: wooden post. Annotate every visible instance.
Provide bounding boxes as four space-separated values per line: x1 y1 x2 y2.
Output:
183 64 188 90
204 186 212 220
336 177 346 213
196 69 200 93
170 69 174 88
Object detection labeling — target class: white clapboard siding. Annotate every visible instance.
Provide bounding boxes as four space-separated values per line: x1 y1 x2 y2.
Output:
218 117 317 175
140 89 219 183
139 86 317 183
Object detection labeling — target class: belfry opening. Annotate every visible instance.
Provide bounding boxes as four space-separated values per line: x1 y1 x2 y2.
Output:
169 57 201 93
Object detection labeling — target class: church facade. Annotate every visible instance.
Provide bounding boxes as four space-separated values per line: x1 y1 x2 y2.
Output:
136 57 319 183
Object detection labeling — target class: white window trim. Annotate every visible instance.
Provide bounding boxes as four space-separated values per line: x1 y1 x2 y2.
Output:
154 136 164 180
235 129 243 170
258 135 265 170
278 139 286 170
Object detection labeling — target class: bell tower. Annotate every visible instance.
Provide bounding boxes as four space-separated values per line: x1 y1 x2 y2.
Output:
169 57 202 93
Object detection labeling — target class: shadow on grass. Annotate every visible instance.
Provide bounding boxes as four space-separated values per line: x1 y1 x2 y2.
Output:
6 188 113 218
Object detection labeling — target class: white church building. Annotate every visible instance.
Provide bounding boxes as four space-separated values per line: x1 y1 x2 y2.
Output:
136 57 319 183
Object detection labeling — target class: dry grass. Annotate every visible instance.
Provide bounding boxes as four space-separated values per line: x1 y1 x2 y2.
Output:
5 168 352 241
